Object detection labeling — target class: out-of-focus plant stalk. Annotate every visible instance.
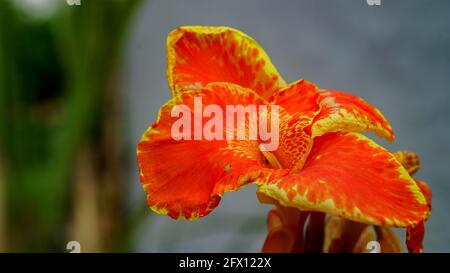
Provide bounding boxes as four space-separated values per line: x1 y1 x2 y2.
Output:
71 145 101 252
0 152 6 252
0 2 10 253
99 69 125 251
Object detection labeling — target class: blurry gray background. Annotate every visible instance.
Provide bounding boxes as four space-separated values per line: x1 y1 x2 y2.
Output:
124 0 450 252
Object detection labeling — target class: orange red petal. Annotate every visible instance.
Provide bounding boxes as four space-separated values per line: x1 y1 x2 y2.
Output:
256 132 429 227
415 180 432 206
269 79 321 125
310 90 395 141
137 83 286 220
167 26 285 99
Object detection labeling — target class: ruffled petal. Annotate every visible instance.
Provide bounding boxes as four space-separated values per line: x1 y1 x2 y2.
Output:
256 132 429 227
167 26 285 99
415 180 432 206
137 83 286 220
269 79 320 124
310 90 395 141
394 151 431 206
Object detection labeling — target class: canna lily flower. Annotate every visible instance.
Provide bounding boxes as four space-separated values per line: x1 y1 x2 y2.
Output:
137 26 431 252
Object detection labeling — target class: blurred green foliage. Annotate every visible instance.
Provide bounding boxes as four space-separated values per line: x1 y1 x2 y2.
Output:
0 0 143 252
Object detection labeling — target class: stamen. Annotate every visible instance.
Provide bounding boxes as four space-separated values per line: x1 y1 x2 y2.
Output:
260 149 283 169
